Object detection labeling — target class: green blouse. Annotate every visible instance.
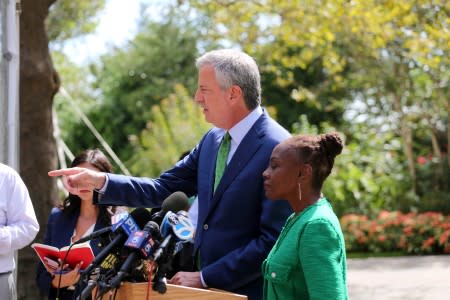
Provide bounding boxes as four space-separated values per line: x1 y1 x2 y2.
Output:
262 198 348 300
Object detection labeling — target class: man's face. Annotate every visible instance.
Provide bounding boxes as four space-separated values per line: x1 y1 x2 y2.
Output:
194 65 232 129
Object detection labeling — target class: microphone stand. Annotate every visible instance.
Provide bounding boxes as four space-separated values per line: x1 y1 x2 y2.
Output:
152 236 176 294
76 267 100 300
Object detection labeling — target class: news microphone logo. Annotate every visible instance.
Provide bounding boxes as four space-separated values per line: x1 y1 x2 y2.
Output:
160 211 194 242
111 212 139 235
124 230 157 258
99 253 117 270
111 211 129 226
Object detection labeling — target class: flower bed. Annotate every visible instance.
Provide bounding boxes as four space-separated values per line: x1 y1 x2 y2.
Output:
341 211 450 254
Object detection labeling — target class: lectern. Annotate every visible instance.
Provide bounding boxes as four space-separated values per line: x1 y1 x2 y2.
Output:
95 282 248 299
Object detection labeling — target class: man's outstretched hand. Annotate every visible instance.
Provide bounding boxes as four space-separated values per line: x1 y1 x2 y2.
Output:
48 167 106 194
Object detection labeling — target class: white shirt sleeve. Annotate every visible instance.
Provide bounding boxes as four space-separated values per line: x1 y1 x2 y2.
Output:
0 164 39 255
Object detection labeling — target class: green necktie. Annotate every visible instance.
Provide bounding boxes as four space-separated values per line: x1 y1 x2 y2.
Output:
214 132 231 192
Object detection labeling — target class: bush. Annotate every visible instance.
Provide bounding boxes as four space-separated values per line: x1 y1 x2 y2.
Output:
341 211 450 255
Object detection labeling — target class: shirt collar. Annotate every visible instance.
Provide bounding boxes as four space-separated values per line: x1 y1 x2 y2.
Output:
228 106 263 145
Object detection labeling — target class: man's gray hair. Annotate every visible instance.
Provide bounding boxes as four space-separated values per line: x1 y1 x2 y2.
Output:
196 49 261 109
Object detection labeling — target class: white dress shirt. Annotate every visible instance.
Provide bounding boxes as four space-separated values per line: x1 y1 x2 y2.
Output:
227 106 263 163
0 163 39 272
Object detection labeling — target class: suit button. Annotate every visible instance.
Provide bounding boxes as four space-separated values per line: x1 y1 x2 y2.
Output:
271 272 276 278
203 224 209 230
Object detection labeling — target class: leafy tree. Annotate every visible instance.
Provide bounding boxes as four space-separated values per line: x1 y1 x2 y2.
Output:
128 84 211 177
187 0 449 211
46 0 106 43
64 8 204 166
292 115 416 217
188 0 351 130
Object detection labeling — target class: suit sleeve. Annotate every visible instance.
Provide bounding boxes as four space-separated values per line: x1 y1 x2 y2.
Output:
97 143 201 207
299 220 347 300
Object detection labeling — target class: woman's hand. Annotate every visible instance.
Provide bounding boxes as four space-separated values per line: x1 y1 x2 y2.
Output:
50 262 83 288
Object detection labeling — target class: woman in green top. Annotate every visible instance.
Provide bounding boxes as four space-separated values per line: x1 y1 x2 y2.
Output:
262 132 348 300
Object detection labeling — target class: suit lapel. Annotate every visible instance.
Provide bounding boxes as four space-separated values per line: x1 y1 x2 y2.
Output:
59 210 79 247
206 116 265 218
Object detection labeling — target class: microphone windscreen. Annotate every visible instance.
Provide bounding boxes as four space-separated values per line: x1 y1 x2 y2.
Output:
161 191 189 213
130 208 153 229
143 220 160 234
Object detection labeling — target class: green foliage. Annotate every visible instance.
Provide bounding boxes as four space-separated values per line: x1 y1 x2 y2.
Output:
341 211 450 255
47 0 106 42
260 55 348 130
52 0 449 215
52 50 103 163
189 0 449 213
127 85 211 177
292 115 415 217
64 8 204 165
416 158 450 213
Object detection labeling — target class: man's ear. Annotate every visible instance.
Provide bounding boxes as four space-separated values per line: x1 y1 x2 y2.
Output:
229 85 243 102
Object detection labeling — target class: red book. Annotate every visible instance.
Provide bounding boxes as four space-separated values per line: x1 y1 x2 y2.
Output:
31 242 94 270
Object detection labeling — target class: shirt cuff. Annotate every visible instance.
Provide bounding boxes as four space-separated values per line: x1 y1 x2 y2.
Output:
93 174 109 204
98 174 109 193
200 271 208 288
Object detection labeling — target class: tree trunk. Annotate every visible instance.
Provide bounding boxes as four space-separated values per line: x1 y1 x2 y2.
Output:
18 0 60 299
392 94 416 193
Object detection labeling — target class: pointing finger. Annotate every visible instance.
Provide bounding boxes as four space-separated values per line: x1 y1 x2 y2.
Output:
48 168 81 177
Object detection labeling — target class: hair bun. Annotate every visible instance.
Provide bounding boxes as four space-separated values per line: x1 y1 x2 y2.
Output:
320 132 343 158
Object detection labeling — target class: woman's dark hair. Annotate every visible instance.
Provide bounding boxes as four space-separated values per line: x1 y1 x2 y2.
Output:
61 149 114 225
289 132 344 190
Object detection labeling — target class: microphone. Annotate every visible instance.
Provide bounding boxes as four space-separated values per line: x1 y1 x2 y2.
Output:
105 221 160 291
151 210 195 294
160 210 194 243
81 208 152 277
151 191 189 224
73 226 112 245
74 211 132 245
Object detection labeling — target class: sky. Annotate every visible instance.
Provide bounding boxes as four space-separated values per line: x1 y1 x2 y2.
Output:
63 0 146 65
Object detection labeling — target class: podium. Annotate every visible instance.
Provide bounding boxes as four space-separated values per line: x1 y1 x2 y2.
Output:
95 282 248 299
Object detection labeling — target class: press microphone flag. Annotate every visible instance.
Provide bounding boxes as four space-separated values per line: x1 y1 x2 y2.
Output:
106 221 160 291
124 221 160 259
153 210 194 262
73 211 135 245
81 208 152 277
150 211 194 295
160 210 194 242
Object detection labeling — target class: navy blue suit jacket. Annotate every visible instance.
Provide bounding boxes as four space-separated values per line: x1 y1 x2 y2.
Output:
36 207 109 300
97 111 293 299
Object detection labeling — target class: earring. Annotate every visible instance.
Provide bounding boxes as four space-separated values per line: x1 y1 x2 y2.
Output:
298 182 302 202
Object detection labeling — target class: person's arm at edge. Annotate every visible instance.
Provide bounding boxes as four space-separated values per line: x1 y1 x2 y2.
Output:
0 170 39 255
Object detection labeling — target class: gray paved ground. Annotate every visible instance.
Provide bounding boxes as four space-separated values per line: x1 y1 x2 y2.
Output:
347 255 450 300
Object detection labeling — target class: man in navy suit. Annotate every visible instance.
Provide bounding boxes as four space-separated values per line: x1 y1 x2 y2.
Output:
49 49 292 299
